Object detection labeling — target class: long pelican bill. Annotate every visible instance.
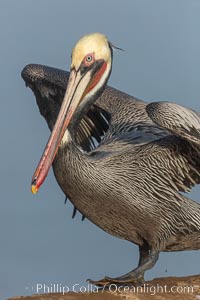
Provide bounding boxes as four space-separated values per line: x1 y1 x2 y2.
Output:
31 61 107 194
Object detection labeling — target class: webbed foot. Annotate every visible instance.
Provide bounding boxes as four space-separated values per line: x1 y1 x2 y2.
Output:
87 273 144 287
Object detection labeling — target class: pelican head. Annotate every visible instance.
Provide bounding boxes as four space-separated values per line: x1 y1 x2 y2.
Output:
31 33 113 193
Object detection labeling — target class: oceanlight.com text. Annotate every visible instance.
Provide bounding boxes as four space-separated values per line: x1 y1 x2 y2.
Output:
32 282 198 296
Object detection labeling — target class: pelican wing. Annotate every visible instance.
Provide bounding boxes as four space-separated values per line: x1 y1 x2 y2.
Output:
146 102 200 145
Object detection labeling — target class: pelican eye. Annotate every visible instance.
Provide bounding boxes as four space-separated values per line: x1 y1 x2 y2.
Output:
86 55 92 62
83 53 95 66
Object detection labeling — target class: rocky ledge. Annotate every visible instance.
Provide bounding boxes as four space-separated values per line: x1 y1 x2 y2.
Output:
8 275 200 300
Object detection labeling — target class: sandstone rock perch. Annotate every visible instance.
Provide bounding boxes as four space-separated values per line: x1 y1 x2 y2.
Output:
7 275 200 300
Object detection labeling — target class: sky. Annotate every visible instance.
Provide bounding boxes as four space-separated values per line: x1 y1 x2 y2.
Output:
0 0 200 299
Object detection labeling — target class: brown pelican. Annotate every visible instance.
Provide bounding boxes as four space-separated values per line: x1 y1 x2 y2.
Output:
22 33 200 286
